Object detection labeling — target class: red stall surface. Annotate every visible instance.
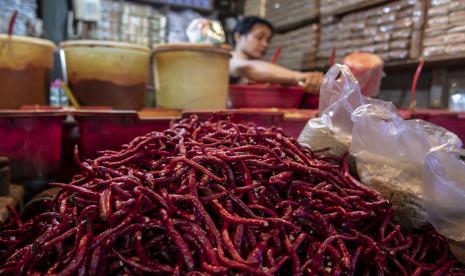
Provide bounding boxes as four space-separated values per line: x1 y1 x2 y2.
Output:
0 111 66 181
229 84 305 108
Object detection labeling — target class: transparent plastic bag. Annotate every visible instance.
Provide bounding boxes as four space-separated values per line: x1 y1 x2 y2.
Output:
424 144 465 241
298 64 365 156
424 145 465 263
186 18 225 44
350 103 462 229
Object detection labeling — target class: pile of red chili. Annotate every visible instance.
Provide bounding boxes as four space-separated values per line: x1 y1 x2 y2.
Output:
1 115 464 275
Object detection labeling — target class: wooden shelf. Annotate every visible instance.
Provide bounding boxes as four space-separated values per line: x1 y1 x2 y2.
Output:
302 53 465 72
126 0 213 13
385 54 465 69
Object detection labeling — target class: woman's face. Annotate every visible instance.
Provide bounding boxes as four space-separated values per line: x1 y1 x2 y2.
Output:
236 24 272 59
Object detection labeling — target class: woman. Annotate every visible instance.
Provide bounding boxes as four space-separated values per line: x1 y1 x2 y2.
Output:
229 16 323 94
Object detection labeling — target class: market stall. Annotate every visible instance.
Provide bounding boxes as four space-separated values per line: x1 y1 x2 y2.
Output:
1 0 465 275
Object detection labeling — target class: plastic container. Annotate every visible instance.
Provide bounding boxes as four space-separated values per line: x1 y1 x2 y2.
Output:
449 80 465 112
229 84 305 108
152 44 231 109
49 79 69 107
0 35 55 109
60 40 150 110
343 52 384 97
0 110 65 182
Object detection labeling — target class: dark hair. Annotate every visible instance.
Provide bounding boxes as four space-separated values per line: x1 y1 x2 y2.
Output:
232 16 274 46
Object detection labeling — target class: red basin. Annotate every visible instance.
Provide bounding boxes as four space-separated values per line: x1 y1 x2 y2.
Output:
229 84 305 108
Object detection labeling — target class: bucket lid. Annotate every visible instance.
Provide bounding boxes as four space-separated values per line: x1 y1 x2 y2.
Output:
60 40 150 53
343 52 383 69
152 43 231 55
0 34 55 49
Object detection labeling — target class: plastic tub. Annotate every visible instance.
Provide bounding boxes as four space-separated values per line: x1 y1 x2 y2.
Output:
152 44 231 109
0 110 65 182
60 40 150 110
0 35 55 109
229 84 305 108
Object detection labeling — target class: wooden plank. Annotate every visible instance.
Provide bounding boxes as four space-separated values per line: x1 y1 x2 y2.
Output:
384 54 465 69
303 53 465 71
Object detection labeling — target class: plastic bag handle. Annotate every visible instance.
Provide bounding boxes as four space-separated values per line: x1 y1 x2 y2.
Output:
322 64 360 94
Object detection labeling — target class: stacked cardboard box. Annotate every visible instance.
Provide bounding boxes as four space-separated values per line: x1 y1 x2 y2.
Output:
121 3 166 46
265 0 318 29
243 0 266 17
317 0 426 65
0 0 40 36
264 24 319 70
157 0 211 10
316 15 339 67
422 0 465 58
94 0 121 41
320 0 370 16
94 0 166 46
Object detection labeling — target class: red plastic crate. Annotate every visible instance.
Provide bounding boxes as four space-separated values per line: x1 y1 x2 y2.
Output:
0 110 66 181
73 110 177 158
300 94 319 109
279 109 319 138
229 84 304 108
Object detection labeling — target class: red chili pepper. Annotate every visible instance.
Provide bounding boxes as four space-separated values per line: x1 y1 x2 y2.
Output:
1 116 464 274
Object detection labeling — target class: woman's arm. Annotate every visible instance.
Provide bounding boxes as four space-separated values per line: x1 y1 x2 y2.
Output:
230 58 323 94
230 58 300 85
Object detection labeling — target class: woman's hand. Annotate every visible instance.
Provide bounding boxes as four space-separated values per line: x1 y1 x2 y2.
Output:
296 71 324 95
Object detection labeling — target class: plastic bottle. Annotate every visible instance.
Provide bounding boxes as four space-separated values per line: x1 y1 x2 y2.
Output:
49 79 61 106
49 79 69 107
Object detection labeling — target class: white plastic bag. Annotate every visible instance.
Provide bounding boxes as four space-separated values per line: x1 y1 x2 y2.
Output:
424 145 465 263
298 64 365 156
350 103 462 229
186 18 225 44
424 144 465 240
